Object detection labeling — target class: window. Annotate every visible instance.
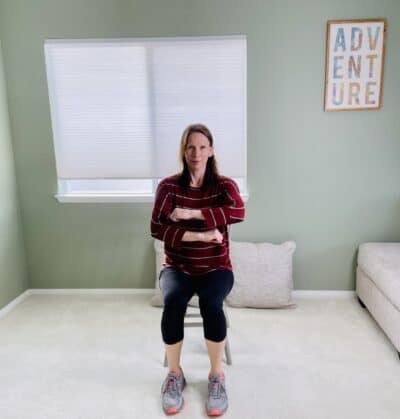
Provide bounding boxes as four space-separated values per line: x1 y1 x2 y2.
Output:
44 36 247 202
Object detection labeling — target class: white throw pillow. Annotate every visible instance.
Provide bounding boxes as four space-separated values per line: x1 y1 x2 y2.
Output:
226 241 297 308
150 240 199 307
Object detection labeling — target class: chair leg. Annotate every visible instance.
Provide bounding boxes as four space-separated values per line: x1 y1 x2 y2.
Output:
223 305 232 365
223 305 230 328
225 336 232 365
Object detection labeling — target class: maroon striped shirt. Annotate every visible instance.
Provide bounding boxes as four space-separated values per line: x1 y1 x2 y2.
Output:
150 175 245 275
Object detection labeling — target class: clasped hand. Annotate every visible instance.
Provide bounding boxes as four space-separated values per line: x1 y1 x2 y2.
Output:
169 208 223 243
201 229 224 244
169 208 198 222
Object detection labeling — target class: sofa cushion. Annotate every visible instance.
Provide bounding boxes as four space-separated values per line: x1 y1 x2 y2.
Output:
226 240 297 308
151 239 297 309
358 243 400 311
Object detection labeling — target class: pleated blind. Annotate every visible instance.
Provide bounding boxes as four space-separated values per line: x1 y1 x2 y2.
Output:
44 36 246 182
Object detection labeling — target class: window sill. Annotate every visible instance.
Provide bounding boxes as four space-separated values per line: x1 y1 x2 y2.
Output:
55 193 249 203
55 193 155 203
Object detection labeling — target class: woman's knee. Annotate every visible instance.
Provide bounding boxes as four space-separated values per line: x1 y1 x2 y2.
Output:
198 299 224 320
162 291 187 311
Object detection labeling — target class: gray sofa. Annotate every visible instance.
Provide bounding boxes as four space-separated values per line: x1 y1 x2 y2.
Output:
356 243 400 359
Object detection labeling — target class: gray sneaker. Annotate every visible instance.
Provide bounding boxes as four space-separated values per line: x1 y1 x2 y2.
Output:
161 370 186 415
206 373 228 416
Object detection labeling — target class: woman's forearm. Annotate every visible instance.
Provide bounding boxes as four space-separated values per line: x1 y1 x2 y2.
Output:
182 231 205 242
192 209 205 220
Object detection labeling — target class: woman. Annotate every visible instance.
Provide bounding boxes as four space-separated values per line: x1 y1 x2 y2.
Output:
150 123 245 416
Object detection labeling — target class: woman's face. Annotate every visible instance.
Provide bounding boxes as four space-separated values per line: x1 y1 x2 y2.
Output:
184 132 213 172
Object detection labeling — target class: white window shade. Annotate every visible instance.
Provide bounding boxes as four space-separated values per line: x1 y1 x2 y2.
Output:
44 36 246 182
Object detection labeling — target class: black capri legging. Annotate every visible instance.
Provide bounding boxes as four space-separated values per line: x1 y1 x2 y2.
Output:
159 267 234 344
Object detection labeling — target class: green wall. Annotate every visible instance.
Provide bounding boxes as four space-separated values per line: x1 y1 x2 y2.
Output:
0 0 399 291
0 39 28 309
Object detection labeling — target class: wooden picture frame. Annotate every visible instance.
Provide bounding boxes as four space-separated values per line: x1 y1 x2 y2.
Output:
324 18 387 111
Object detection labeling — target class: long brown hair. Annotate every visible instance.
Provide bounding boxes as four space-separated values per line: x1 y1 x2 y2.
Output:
177 123 219 188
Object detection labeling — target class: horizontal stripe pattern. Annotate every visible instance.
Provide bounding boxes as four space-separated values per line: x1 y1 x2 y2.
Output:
150 175 245 275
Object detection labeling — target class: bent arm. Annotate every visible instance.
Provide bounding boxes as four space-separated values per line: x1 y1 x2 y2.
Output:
150 184 186 248
201 179 245 228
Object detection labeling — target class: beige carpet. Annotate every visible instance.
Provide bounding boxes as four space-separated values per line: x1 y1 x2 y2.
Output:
0 292 399 419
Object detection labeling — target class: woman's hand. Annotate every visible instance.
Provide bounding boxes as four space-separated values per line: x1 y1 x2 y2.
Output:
169 208 204 222
181 229 223 243
169 208 191 222
199 229 224 244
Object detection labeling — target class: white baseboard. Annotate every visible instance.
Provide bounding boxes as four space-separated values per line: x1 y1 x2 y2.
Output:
0 290 31 319
26 288 155 295
0 288 356 319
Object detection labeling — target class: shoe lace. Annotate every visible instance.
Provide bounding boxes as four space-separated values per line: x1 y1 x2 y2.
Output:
164 373 179 396
209 376 223 399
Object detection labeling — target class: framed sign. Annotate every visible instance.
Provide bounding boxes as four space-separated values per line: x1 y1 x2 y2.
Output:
324 18 387 111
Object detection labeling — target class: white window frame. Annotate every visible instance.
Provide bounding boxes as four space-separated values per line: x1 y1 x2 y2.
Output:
45 36 248 203
55 177 248 203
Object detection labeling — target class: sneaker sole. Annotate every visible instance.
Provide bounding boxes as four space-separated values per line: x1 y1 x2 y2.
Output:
207 406 228 417
164 399 184 415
